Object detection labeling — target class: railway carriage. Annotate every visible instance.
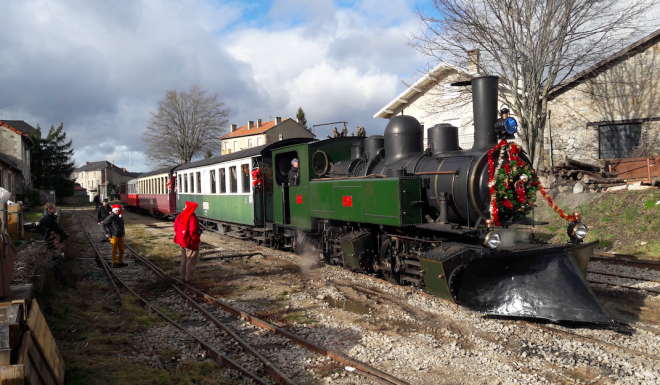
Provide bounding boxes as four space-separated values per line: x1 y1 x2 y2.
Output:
174 138 313 232
120 178 140 207
136 166 178 217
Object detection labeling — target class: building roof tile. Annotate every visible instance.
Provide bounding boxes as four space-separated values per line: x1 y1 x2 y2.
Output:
221 118 292 140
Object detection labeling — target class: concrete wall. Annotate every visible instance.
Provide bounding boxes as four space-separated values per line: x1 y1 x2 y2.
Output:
0 127 31 194
222 134 267 155
546 41 660 167
221 120 314 155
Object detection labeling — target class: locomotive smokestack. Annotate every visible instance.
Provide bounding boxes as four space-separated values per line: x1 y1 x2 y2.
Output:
471 76 499 151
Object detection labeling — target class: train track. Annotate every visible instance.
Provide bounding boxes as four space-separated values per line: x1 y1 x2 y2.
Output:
93 208 660 380
73 209 294 384
75 208 410 385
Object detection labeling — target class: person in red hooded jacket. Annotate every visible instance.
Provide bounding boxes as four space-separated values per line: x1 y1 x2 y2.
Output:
174 201 201 282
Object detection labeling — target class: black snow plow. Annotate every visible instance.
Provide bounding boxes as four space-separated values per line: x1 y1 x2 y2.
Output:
458 241 614 325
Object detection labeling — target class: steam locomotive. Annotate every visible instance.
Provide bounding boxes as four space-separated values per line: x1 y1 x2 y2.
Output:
126 76 612 324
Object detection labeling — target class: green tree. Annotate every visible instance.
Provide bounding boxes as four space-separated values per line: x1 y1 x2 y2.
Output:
203 150 213 159
296 107 308 130
30 123 76 197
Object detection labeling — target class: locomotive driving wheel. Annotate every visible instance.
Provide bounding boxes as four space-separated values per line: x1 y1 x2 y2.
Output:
379 239 400 285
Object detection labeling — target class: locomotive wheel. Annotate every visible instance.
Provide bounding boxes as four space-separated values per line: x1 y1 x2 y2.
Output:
379 239 400 285
448 265 467 303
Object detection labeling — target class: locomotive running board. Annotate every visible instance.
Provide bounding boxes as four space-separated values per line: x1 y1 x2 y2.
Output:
458 242 615 325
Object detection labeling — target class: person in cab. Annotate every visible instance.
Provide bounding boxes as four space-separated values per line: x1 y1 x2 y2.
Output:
288 158 300 187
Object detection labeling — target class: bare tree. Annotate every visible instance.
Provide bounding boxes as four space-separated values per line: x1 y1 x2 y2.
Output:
410 0 653 167
142 85 230 168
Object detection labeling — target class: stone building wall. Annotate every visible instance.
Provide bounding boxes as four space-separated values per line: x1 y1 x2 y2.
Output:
546 41 660 167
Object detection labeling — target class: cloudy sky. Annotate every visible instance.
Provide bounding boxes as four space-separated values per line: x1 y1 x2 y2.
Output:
0 0 432 172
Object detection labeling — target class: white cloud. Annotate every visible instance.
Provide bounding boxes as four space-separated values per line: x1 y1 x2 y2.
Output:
0 0 426 171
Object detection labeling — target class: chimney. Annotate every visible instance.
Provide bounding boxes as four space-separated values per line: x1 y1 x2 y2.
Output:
274 117 281 125
230 124 237 132
85 161 89 165
122 168 126 173
247 121 254 130
256 119 262 128
111 164 115 168
468 49 480 74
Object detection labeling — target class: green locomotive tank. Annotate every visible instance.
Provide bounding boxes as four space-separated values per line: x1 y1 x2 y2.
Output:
265 76 612 325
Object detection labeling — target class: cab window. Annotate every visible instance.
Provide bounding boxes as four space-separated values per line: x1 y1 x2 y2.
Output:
274 151 298 186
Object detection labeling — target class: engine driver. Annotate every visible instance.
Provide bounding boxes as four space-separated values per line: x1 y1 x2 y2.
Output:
288 158 300 186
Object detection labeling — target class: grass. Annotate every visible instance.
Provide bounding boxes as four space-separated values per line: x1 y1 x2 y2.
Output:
533 189 660 258
37 214 241 384
275 290 289 301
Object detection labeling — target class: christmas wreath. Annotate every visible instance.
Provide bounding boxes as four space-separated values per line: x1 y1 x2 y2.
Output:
487 139 576 226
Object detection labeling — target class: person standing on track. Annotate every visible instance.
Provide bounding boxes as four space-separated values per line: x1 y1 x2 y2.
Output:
93 194 100 211
174 201 201 282
101 204 127 268
97 198 111 242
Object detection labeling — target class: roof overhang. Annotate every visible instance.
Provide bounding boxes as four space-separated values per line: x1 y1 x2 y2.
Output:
374 62 472 119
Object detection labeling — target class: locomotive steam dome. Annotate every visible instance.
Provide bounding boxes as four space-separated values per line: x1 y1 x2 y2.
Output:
383 115 423 163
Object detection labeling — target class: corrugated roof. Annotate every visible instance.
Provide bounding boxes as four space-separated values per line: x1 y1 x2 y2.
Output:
374 62 473 119
174 137 314 172
0 153 19 171
221 118 293 139
550 28 660 100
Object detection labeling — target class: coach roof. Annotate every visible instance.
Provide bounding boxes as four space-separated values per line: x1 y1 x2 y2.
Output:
137 165 179 179
174 138 314 172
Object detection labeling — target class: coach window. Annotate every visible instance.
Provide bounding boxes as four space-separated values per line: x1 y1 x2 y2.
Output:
229 166 238 193
189 173 194 194
241 164 250 193
210 170 217 194
196 172 201 193
220 168 226 193
183 174 188 193
177 175 181 192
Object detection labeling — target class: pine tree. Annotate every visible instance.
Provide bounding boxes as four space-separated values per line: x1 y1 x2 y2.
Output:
203 150 213 159
31 123 76 197
296 107 308 130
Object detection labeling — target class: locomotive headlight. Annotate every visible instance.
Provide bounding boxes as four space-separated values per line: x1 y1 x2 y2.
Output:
573 224 588 239
567 222 588 240
483 231 501 249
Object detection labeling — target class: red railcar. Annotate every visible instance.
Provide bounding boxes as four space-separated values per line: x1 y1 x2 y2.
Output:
132 166 178 217
120 178 139 209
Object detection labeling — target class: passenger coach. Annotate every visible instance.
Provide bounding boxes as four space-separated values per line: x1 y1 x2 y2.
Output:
174 138 312 235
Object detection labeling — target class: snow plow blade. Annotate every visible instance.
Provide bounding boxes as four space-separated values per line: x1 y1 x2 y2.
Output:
458 242 614 324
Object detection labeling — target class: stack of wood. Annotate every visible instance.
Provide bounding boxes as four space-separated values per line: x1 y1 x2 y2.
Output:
537 158 626 193
0 294 65 385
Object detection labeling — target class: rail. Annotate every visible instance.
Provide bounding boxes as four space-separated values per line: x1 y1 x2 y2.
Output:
77 208 409 385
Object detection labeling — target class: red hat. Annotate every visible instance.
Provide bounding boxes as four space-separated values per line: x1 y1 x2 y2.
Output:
112 204 122 217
